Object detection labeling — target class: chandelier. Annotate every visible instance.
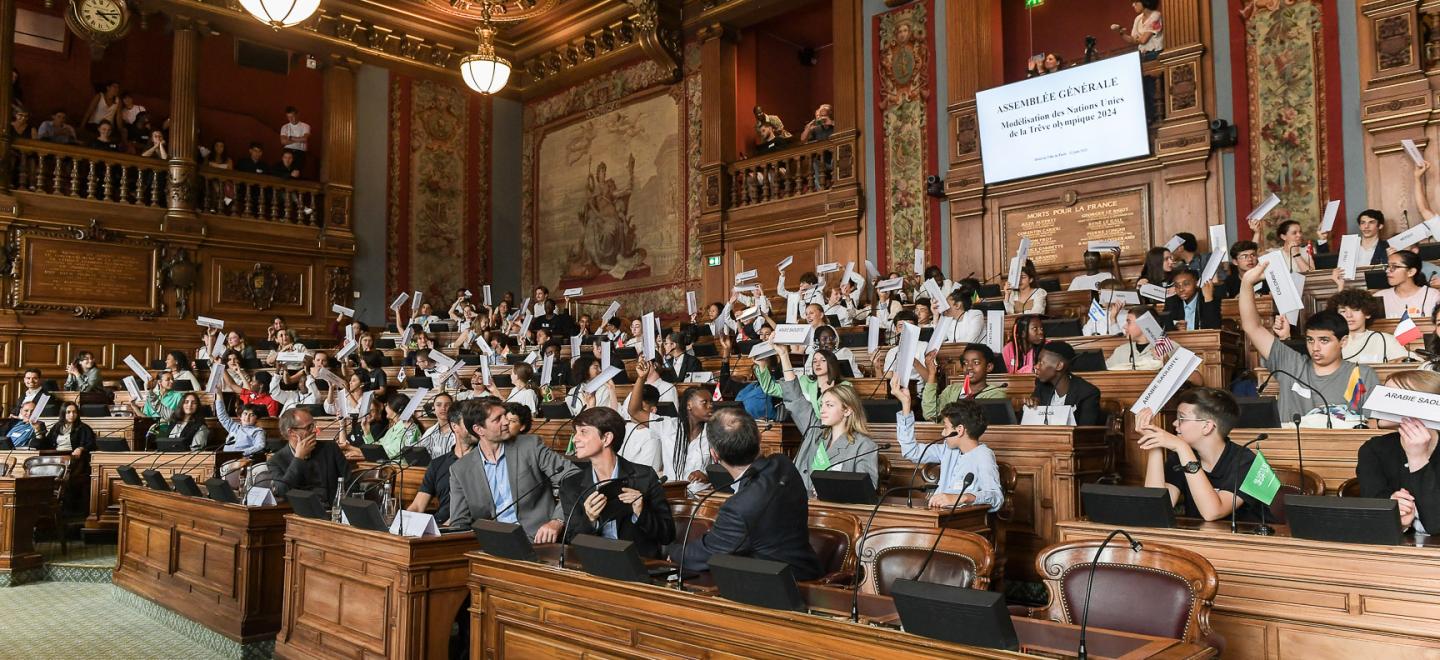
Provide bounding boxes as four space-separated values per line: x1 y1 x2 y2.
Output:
239 0 321 28
460 4 511 95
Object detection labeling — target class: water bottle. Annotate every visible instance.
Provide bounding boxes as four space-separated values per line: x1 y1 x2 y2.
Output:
382 482 396 525
330 477 344 523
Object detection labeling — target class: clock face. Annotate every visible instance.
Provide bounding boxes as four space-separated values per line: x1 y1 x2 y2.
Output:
78 0 123 34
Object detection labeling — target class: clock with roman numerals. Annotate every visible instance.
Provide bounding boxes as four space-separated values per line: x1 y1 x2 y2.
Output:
66 0 132 47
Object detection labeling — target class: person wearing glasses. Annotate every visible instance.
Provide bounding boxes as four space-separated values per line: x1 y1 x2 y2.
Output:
266 407 349 504
1371 250 1438 320
1134 388 1266 522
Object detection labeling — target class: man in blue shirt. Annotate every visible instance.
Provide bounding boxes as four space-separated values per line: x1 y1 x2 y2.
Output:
893 377 1005 512
448 399 577 542
558 407 674 558
2 401 45 449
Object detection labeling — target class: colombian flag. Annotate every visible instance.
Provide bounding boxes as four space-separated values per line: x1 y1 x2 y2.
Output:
1344 368 1367 412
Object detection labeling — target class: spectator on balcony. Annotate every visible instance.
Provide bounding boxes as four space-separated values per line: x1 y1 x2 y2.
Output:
753 105 791 153
236 142 269 175
119 91 146 128
205 140 236 209
1026 53 1064 78
87 119 121 152
141 129 168 160
272 149 301 179
8 108 31 139
82 80 121 133
280 106 310 169
1112 0 1163 60
9 68 22 115
125 111 153 146
36 110 77 145
800 104 835 191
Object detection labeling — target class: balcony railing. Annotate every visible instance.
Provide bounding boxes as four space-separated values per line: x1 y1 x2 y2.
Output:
197 169 323 226
728 138 840 209
9 138 169 208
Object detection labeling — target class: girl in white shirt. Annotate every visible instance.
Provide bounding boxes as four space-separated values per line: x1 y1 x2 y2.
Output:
1373 250 1439 319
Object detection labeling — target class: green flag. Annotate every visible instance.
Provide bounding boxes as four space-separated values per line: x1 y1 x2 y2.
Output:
1239 451 1282 505
811 441 832 472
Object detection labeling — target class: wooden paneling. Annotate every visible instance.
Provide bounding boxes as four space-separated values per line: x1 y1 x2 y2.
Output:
0 477 49 574
114 485 288 644
17 340 64 370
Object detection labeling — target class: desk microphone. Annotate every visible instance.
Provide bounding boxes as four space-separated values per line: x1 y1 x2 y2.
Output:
821 443 892 471
909 472 975 583
1077 528 1142 660
905 432 958 508
674 484 730 592
558 477 625 568
850 484 930 622
490 477 550 522
1231 433 1269 534
1289 413 1309 497
1256 368 1333 428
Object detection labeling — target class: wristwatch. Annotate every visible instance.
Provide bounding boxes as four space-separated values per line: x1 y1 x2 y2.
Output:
1181 460 1201 474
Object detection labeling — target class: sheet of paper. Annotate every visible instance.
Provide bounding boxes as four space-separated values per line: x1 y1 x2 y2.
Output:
356 391 373 417
123 355 150 384
399 388 427 421
1208 225 1228 261
480 360 492 386
894 322 922 384
390 292 409 311
770 323 815 346
570 335 582 359
600 301 621 327
1363 385 1440 430
686 291 697 316
206 366 224 394
1139 284 1168 302
777 256 793 271
1130 346 1202 414
1164 235 1184 252
540 353 554 387
245 488 276 507
1259 251 1304 315
388 510 440 537
1319 200 1341 233
925 279 950 314
926 316 953 354
122 376 142 402
913 249 925 276
1088 240 1121 252
211 334 227 358
28 394 48 422
583 366 623 393
876 277 904 293
1008 237 1032 290
1199 251 1224 286
866 317 882 357
641 312 657 360
815 262 840 275
476 336 494 355
734 269 758 283
1247 193 1282 222
785 293 801 324
426 349 456 370
516 314 534 341
1337 234 1361 281
986 310 1005 354
411 291 423 313
598 341 611 371
1403 138 1426 166
483 285 492 306
196 316 225 329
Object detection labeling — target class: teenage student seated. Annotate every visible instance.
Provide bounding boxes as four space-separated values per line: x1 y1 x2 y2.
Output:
1137 387 1266 522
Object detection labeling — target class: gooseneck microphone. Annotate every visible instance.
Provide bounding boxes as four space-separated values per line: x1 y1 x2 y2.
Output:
675 484 731 592
905 431 957 508
850 485 930 622
1231 433 1267 533
1255 368 1333 428
1077 528 1142 660
1289 413 1308 496
909 472 975 582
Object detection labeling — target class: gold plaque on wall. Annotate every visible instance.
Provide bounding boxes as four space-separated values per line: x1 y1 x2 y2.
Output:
11 226 160 318
1001 187 1151 273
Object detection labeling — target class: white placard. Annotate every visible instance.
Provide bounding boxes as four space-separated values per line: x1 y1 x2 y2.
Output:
737 305 762 322
345 324 356 344
332 304 356 317
356 391 373 417
926 316 954 354
583 366 623 393
913 249 925 276
598 341 611 371
1021 405 1076 426
866 317 882 356
864 260 880 281
785 293 801 324
206 365 224 394
1139 284 1168 302
1130 346 1202 414
1135 312 1166 347
523 351 538 366
925 279 950 314
211 334 227 359
975 51 1149 183
641 312 657 360
196 316 225 329
1389 223 1431 251
315 367 346 389
815 262 840 275
516 313 534 341
1007 237 1032 290
749 342 778 360
777 256 794 271
1247 193 1282 222
686 372 715 384
389 510 440 537
480 360 492 386
411 291 424 312
389 292 410 311
1258 251 1304 315
540 353 555 387
335 340 359 362
28 394 48 423
734 269 758 283
244 487 276 507
1088 240 1121 252
1425 216 1440 241
876 277 904 293
1320 200 1341 233
275 350 308 365
427 349 456 370
733 284 761 293
893 322 923 384
1199 252 1225 287
476 336 494 356
1363 385 1440 429
399 388 427 422
122 376 142 402
686 291 697 316
1208 225 1228 261
123 355 151 384
1402 138 1426 166
482 285 492 307
770 323 815 346
570 335 582 359
1098 289 1141 306
562 287 583 298
1337 234 1362 281
1164 235 1185 252
986 310 1005 354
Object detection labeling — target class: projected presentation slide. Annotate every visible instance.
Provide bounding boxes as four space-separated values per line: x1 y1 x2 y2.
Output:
976 52 1150 184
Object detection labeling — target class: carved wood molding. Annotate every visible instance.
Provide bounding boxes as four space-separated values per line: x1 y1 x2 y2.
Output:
513 0 681 96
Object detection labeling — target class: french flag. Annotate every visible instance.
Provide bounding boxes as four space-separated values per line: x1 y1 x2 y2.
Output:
1395 311 1422 345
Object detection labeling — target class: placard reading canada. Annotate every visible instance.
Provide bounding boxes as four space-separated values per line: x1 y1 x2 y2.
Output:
976 52 1150 184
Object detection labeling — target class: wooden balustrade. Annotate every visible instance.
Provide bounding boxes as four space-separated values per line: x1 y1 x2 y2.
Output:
197 169 324 226
727 136 848 209
7 138 169 208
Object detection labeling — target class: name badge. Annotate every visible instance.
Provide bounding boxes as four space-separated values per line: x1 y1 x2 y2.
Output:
1291 382 1312 399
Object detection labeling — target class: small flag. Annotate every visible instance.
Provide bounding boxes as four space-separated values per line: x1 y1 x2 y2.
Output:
712 381 723 402
1154 334 1177 362
1239 451 1282 506
1344 367 1367 412
961 374 973 398
1395 311 1422 345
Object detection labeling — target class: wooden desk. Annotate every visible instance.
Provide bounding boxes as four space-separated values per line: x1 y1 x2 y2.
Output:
1066 330 1243 389
705 491 992 538
355 460 430 510
88 451 239 532
866 423 1107 580
275 515 479 660
114 485 289 644
1226 427 1374 494
1057 519 1440 659
466 551 1213 659
0 476 51 578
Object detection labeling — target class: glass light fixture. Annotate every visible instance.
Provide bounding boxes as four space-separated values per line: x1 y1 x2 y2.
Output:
460 22 511 94
239 0 321 29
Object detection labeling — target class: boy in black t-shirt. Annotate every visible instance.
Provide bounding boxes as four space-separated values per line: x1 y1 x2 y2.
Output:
1136 387 1264 522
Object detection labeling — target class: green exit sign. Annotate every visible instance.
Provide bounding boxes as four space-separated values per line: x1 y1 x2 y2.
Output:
707 256 722 267
1026 0 1044 7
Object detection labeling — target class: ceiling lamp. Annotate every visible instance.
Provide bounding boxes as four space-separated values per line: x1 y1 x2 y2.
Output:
460 6 511 95
239 0 321 28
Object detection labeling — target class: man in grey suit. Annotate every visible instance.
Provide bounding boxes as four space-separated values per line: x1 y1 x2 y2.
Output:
448 398 577 542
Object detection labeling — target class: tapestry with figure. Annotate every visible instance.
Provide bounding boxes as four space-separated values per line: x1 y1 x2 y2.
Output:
872 0 939 273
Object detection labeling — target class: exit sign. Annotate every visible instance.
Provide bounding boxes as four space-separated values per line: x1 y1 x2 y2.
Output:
1026 0 1043 7
707 256 721 267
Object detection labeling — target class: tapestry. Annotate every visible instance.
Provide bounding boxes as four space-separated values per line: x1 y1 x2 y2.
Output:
522 53 700 316
387 75 492 303
1241 0 1330 235
872 0 939 272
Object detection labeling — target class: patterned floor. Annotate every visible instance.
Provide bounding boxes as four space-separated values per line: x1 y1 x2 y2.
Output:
0 583 227 659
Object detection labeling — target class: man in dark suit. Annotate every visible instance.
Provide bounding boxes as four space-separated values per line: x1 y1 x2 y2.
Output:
449 398 578 542
1031 342 1104 426
1162 269 1222 331
267 408 349 504
659 331 702 383
558 407 674 559
674 407 822 581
